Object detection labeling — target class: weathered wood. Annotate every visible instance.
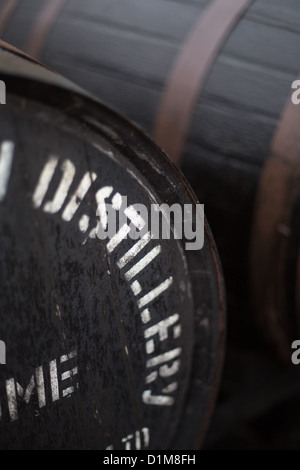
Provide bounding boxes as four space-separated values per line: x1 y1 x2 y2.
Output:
0 42 225 450
1 0 298 355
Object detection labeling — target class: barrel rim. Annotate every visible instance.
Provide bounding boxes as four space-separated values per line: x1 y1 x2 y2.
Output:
0 43 226 449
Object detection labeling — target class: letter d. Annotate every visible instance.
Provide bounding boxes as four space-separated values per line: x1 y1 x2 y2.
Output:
148 455 156 464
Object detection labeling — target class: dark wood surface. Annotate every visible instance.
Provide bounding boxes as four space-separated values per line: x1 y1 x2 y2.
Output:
0 43 225 449
2 0 300 449
2 0 300 343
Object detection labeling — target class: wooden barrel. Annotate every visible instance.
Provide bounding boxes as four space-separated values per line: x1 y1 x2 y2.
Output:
0 41 225 449
1 0 297 357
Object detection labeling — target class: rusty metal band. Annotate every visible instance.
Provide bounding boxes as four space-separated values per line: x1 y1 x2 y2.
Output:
0 39 46 66
153 0 254 167
250 82 300 359
0 0 21 37
25 0 68 59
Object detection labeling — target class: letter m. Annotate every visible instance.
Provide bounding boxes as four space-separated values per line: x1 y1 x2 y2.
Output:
0 81 6 104
6 367 46 421
151 203 182 240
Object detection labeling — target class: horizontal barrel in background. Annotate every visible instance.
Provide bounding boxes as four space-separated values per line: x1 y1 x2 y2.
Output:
0 41 225 449
1 0 298 358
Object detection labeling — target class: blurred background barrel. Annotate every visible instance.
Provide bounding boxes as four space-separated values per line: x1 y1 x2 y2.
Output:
2 0 300 449
0 41 225 449
1 0 299 356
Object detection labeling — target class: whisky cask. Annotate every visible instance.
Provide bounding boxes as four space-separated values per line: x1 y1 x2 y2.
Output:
0 41 225 449
1 0 297 356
